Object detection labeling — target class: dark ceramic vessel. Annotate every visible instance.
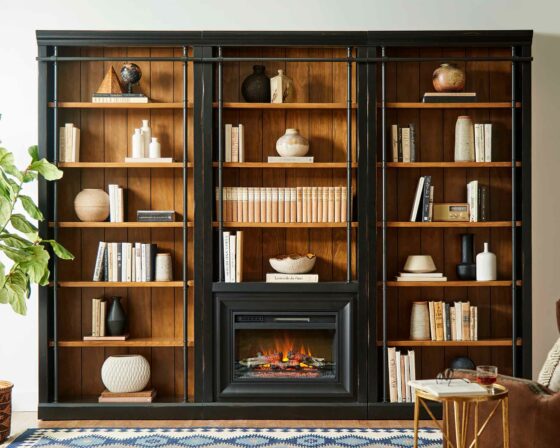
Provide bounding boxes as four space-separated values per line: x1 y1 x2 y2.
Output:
106 297 127 336
456 233 476 280
241 65 270 103
449 356 476 370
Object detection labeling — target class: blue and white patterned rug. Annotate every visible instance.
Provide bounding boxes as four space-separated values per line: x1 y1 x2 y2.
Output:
8 427 442 447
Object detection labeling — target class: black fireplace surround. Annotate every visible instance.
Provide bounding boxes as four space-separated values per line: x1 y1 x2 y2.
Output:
215 294 354 401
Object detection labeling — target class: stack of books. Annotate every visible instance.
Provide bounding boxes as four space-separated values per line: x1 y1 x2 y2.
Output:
410 176 434 222
474 123 493 162
83 298 128 341
390 124 416 162
225 124 245 162
266 273 319 283
427 301 478 341
137 210 176 222
222 231 243 283
108 184 125 222
93 242 158 282
467 180 489 222
395 272 447 282
422 92 477 103
99 389 156 403
59 123 80 162
268 156 314 163
387 348 416 403
216 186 350 223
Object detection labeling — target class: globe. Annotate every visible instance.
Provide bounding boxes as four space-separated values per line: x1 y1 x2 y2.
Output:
120 63 142 93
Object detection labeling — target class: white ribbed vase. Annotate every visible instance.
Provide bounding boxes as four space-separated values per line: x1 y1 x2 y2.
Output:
454 116 475 162
410 301 430 340
101 355 150 393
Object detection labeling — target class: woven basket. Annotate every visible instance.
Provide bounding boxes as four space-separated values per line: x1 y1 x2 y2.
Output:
0 381 13 443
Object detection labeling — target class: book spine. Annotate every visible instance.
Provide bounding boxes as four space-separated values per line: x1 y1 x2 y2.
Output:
484 123 492 162
223 232 231 282
303 187 310 223
462 302 471 341
409 123 416 162
409 350 416 402
91 298 98 337
100 300 106 337
391 124 398 162
150 244 157 281
238 124 244 162
131 247 136 282
59 127 66 162
341 187 347 222
271 187 278 223
474 124 484 162
229 234 236 284
296 187 303 223
135 243 142 282
117 187 124 222
402 127 411 163
435 301 444 341
236 231 243 283
400 353 406 402
404 354 411 402
116 243 122 282
231 126 239 162
278 188 285 223
242 187 249 222
225 124 232 162
311 187 318 223
428 301 435 341
283 188 290 223
395 351 402 403
450 307 457 341
290 188 297 223
334 187 341 222
421 176 431 222
140 244 147 282
397 126 403 162
388 347 397 403
479 185 488 222
93 242 106 281
247 187 254 223
445 303 451 341
455 302 462 341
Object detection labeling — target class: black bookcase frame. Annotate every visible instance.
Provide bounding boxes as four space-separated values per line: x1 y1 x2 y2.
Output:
36 30 533 420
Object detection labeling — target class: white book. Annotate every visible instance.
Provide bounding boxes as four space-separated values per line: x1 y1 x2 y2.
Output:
108 185 116 222
399 272 443 278
225 124 232 162
223 231 231 282
395 351 402 403
126 243 133 281
455 302 463 341
267 156 314 163
141 244 147 282
388 347 398 403
484 124 492 162
135 243 142 282
229 234 236 284
131 247 136 282
409 379 487 397
409 177 425 222
93 242 106 281
467 180 479 222
403 354 411 402
111 242 119 282
474 124 485 162
442 303 448 341
401 127 411 163
265 273 319 283
391 124 398 162
428 301 436 341
236 231 243 282
71 127 80 162
91 298 99 337
409 350 416 402
121 243 127 282
64 123 73 163
117 188 124 222
124 157 173 163
395 276 447 282
238 124 244 162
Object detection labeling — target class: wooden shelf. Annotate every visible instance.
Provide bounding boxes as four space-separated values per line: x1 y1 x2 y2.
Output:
50 222 192 228
381 280 522 287
378 162 521 168
378 339 522 347
382 102 521 109
213 222 358 228
214 162 358 169
52 338 194 348
380 221 521 228
52 281 192 288
49 102 189 109
58 162 188 169
214 102 357 109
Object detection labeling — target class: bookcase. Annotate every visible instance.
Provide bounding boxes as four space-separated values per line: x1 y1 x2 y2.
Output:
37 30 532 420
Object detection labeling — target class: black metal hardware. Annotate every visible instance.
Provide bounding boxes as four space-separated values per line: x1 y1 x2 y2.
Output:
52 45 59 404
182 45 189 402
511 46 518 376
380 46 388 403
346 47 352 283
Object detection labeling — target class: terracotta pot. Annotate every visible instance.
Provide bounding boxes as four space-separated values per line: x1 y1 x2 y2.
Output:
101 355 150 393
74 189 110 222
276 128 309 157
432 63 465 92
0 381 13 443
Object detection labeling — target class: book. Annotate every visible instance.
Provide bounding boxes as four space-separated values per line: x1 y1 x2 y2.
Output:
421 176 431 222
84 334 129 341
409 379 487 397
409 350 416 402
434 302 444 341
409 123 416 162
92 93 148 103
388 347 398 403
395 351 402 403
474 124 485 162
479 185 489 222
268 156 314 163
124 157 173 163
455 302 463 341
400 355 406 403
229 233 236 284
442 302 448 341
422 92 477 103
334 187 341 222
59 123 80 162
444 303 452 341
396 275 447 282
236 231 243 282
410 177 425 222
399 272 443 278
404 354 411 402
450 307 457 341
93 242 107 281
98 388 156 403
428 301 436 341
223 231 231 282
238 124 245 162
391 125 398 162
225 124 232 162
428 186 434 222
467 180 479 222
231 126 239 162
265 273 319 283
401 127 411 163
484 123 492 162
137 210 176 222
397 126 403 162
462 301 471 341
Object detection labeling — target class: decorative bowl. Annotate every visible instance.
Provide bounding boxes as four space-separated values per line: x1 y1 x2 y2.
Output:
403 255 436 273
269 253 316 274
101 355 150 393
276 128 309 157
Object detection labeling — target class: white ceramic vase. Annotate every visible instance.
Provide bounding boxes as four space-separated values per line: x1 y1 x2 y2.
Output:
101 355 150 393
276 129 309 157
476 242 497 281
454 116 475 162
270 69 293 103
132 128 144 159
410 301 430 340
140 119 152 157
149 137 161 158
155 253 173 281
73 189 110 222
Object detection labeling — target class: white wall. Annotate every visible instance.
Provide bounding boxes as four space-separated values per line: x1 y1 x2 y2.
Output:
1 0 558 411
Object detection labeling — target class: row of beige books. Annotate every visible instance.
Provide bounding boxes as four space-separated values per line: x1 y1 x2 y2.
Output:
428 301 478 342
215 186 350 223
387 348 416 403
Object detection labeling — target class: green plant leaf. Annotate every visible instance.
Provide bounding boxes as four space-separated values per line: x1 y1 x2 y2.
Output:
44 240 74 260
10 214 38 234
28 145 39 162
0 232 32 249
29 159 63 181
0 244 29 263
19 195 43 221
4 270 29 315
19 245 50 285
0 196 12 227
0 148 23 181
22 171 38 183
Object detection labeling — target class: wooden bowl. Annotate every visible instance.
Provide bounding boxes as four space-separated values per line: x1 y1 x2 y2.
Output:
269 253 316 274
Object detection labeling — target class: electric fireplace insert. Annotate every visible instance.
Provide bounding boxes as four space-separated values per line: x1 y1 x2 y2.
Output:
215 295 353 400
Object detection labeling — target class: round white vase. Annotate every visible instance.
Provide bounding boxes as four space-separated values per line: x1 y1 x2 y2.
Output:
454 116 475 162
476 242 497 281
155 253 173 281
276 128 309 157
410 301 430 340
73 189 110 222
101 355 150 393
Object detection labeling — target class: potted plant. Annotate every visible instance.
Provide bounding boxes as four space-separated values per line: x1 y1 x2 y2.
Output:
0 144 73 443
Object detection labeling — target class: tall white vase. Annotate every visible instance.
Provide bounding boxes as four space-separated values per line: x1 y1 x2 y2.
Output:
476 242 497 281
149 137 161 159
410 301 430 340
454 116 475 162
132 129 144 159
140 119 152 158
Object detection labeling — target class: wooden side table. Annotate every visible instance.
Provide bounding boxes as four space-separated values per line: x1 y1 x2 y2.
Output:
413 384 509 448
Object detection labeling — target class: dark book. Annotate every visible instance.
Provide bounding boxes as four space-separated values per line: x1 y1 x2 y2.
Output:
479 185 489 222
421 176 432 222
397 126 403 162
409 123 416 162
148 244 158 281
445 303 452 341
137 211 176 222
103 246 109 282
422 92 477 103
117 243 122 282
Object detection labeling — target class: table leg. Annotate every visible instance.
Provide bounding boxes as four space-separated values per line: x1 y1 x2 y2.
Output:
502 397 509 448
413 397 420 448
473 401 479 448
444 401 450 448
462 402 470 448
454 400 462 448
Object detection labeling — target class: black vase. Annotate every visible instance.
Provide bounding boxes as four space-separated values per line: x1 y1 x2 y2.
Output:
456 233 476 280
450 356 476 370
106 297 127 336
241 65 270 102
